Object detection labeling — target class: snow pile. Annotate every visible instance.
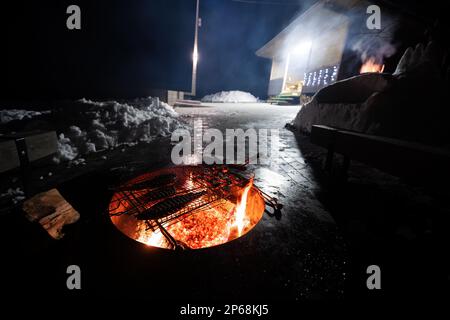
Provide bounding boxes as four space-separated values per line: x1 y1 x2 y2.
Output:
55 130 80 162
53 97 185 163
201 91 259 103
292 41 450 146
293 73 394 133
0 109 50 124
0 188 25 205
394 42 437 76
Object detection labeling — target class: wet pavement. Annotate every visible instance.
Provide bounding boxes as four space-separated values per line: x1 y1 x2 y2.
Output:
174 103 347 299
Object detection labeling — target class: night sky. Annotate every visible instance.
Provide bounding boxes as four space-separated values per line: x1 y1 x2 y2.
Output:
196 0 306 99
0 0 304 102
0 0 445 102
1 0 197 100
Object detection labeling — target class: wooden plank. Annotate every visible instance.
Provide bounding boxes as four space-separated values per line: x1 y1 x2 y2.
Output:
2 131 58 163
24 131 58 162
175 100 203 107
310 125 338 148
310 125 450 183
0 139 20 173
23 189 80 240
333 130 450 182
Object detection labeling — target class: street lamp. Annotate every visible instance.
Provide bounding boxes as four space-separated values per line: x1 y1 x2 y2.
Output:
190 0 200 97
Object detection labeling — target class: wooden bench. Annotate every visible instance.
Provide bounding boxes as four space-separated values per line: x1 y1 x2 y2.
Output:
0 131 58 196
267 94 300 105
310 125 450 184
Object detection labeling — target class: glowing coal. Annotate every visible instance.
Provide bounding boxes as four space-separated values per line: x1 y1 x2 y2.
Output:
109 166 265 250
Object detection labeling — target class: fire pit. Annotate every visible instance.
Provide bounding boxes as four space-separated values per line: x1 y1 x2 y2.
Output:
108 165 272 250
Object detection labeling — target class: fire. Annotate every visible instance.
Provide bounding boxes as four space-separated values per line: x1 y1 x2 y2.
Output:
232 177 254 236
137 224 165 247
162 203 233 249
109 167 265 250
360 57 385 73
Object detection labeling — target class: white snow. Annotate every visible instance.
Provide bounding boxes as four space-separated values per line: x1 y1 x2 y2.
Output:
0 109 50 124
0 188 25 204
293 73 393 134
201 91 259 103
294 102 367 133
54 132 79 163
52 97 185 164
394 42 437 76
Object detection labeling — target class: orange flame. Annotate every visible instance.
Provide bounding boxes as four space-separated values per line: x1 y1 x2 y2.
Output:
109 168 265 250
233 177 254 236
360 57 385 73
136 222 166 247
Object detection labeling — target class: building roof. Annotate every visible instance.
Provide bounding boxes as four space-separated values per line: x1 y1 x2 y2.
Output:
256 0 364 59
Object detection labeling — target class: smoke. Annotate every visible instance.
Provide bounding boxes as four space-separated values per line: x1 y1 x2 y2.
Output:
349 9 399 65
351 36 397 65
277 1 402 74
197 0 402 99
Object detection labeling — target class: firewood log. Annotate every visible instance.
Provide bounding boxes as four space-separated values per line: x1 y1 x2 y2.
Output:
23 189 80 239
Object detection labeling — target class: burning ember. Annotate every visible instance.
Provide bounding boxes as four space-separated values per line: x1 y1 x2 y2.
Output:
360 57 385 73
109 166 266 250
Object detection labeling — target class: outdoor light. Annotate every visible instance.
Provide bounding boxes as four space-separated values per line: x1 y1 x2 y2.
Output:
193 47 199 65
282 40 313 93
291 41 312 55
189 0 200 96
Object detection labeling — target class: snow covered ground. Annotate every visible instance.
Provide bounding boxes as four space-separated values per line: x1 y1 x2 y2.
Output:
201 91 259 103
0 109 50 124
0 97 186 164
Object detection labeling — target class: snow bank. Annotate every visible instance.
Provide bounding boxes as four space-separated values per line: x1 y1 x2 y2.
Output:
201 91 258 103
394 42 437 76
293 73 393 133
0 109 50 124
53 97 185 163
292 41 450 146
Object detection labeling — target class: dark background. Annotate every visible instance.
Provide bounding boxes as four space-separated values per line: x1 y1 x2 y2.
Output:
0 0 304 102
0 0 197 100
0 0 446 102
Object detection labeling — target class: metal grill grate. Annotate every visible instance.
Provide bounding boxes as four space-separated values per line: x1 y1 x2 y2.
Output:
109 165 282 250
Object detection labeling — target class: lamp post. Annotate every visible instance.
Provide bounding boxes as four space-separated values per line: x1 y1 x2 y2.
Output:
190 0 200 97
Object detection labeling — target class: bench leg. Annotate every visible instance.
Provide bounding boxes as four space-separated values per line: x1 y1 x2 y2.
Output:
325 148 334 173
15 137 31 197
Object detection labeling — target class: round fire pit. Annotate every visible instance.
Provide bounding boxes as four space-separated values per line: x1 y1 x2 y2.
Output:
109 165 266 250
